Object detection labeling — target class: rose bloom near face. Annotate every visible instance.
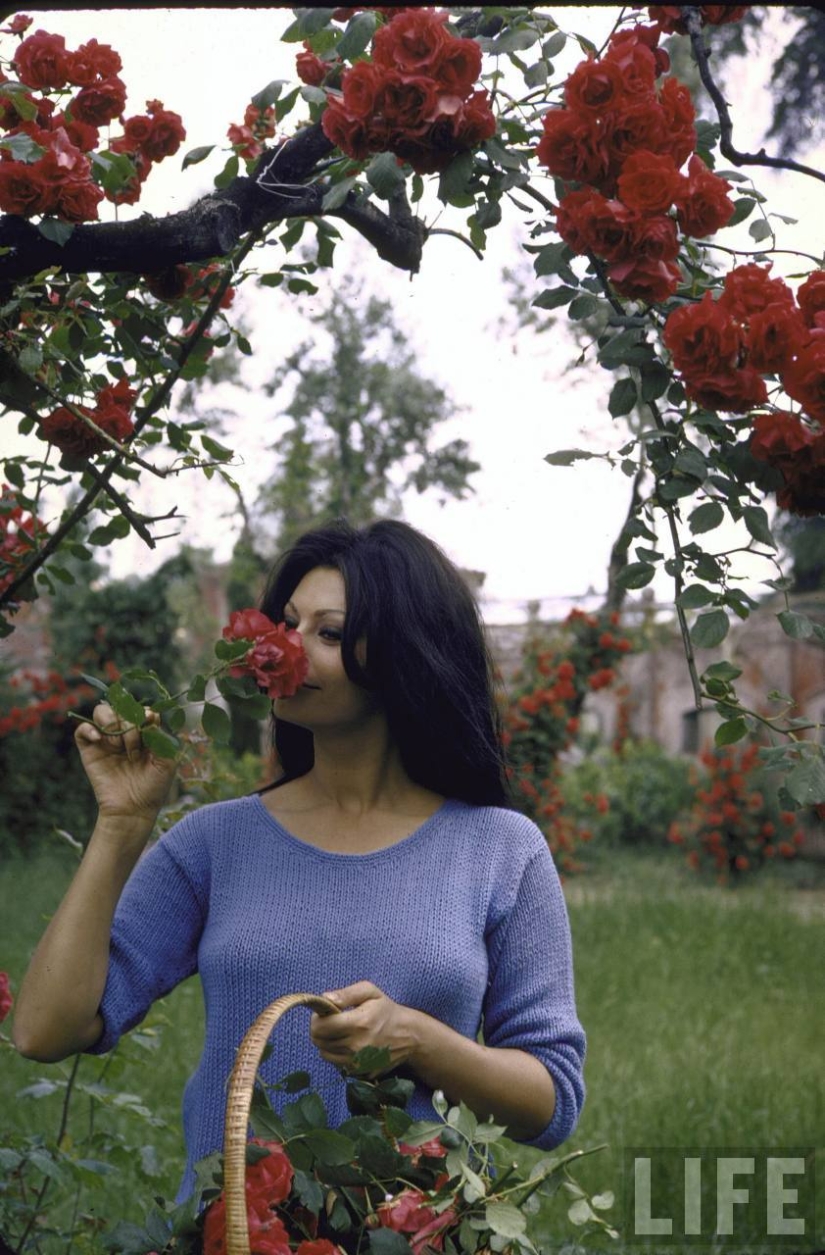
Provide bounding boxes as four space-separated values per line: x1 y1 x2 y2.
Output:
275 566 381 731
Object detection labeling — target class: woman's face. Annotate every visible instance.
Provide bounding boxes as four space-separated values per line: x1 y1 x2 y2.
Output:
274 566 380 731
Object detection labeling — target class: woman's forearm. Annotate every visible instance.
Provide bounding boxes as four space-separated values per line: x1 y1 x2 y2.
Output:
12 816 154 1062
403 1007 556 1140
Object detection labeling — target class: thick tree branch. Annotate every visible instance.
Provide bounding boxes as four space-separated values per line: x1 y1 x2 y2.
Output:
0 123 425 281
683 7 825 186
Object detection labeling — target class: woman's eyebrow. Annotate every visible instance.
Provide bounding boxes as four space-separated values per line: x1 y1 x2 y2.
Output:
285 602 345 617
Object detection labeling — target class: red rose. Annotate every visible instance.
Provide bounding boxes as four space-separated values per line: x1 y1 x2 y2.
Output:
372 8 450 76
70 76 127 126
321 98 372 161
605 98 667 176
222 610 309 699
55 173 104 223
663 292 742 373
750 410 816 464
94 378 137 433
246 1139 293 1204
296 1243 341 1255
142 104 186 162
603 27 661 94
115 113 154 151
719 262 795 318
3 14 32 33
658 76 696 166
555 189 637 261
796 270 825 328
781 334 825 422
673 154 734 238
340 62 383 121
449 88 496 147
203 1191 291 1255
296 44 328 87
632 212 679 261
434 37 482 97
745 301 807 374
13 30 70 89
0 972 12 1023
38 404 100 459
617 148 682 214
65 38 122 87
563 56 626 113
52 113 100 152
536 107 610 186
682 365 768 414
0 161 51 217
608 255 682 304
382 73 441 134
378 1189 457 1255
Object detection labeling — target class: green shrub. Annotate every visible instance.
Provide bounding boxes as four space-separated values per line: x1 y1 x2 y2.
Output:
560 739 696 847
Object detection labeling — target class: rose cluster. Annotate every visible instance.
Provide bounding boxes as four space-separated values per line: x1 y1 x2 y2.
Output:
227 100 277 164
0 970 12 1024
668 743 804 883
0 668 95 738
646 5 750 35
321 7 495 175
222 608 309 699
536 21 736 304
663 263 825 514
37 377 136 464
0 483 44 597
0 22 184 220
203 1136 456 1255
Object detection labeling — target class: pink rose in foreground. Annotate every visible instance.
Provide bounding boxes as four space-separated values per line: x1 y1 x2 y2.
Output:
222 609 309 699
0 972 12 1023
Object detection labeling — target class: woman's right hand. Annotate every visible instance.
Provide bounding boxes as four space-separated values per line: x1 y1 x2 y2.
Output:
74 701 178 824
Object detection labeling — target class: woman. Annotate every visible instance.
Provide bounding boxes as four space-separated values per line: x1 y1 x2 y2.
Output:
13 519 586 1203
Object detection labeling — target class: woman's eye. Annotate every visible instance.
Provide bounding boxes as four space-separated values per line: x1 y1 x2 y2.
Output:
319 627 342 642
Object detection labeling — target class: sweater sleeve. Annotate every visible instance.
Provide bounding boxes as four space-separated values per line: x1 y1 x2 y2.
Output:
483 831 586 1150
85 813 209 1055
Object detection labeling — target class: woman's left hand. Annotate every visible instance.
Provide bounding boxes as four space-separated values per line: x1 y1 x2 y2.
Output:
310 980 418 1073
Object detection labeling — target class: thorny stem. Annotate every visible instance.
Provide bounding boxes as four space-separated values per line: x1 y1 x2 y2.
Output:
0 228 263 612
15 1055 82 1254
683 7 825 186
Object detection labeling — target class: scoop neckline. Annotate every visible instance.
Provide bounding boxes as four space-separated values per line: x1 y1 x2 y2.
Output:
248 792 457 860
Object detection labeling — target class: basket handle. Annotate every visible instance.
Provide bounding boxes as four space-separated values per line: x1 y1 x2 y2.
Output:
224 992 341 1255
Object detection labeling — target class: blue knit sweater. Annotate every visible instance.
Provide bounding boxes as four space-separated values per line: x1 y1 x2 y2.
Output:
88 795 586 1201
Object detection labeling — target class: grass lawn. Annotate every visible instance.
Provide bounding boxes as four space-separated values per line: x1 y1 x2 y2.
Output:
1 843 822 1254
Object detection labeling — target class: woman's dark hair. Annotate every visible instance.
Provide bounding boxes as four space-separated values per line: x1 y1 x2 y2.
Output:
259 518 512 807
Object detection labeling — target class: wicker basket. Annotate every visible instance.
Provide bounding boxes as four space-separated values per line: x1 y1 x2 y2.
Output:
223 993 342 1255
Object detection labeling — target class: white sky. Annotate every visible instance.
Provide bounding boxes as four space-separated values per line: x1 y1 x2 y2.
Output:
4 6 824 624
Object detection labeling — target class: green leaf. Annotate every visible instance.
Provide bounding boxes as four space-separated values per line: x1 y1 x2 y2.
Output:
532 285 578 310
784 754 825 806
608 376 637 418
369 1230 414 1255
778 610 815 640
0 131 46 162
749 217 772 242
743 505 775 548
485 1202 527 1239
674 447 708 481
293 1167 324 1213
186 674 207 703
703 660 743 683
727 196 756 226
568 1198 595 1226
544 448 598 467
437 151 474 204
322 176 356 210
366 151 405 200
616 561 655 590
715 717 749 747
690 609 729 649
677 584 714 609
182 144 215 169
214 153 239 190
640 362 671 401
567 292 601 319
592 1191 615 1210
303 1128 356 1166
201 702 231 744
107 682 147 728
37 218 75 246
532 241 576 281
336 10 378 60
689 501 725 534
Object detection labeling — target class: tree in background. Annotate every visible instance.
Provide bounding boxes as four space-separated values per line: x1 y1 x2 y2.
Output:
254 274 479 552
